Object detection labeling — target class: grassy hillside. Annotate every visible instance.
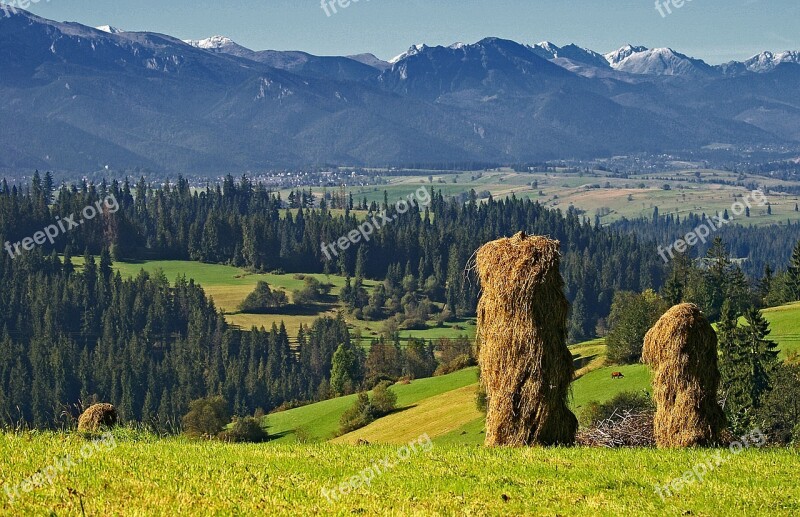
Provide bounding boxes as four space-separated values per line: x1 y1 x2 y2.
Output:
333 384 483 445
266 368 478 443
2 431 798 516
762 302 800 359
309 302 800 446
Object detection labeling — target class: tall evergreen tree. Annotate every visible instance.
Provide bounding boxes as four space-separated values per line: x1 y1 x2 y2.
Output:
787 240 800 301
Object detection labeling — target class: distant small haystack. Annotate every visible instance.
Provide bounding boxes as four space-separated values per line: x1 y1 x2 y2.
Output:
474 232 577 446
642 303 726 447
78 403 118 432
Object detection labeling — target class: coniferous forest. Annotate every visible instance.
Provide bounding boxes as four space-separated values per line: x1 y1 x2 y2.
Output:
1 173 798 428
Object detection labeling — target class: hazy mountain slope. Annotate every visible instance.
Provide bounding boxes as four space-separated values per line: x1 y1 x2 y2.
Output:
1 9 799 175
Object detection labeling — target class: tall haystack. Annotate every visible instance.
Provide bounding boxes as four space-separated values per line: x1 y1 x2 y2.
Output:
78 403 118 432
475 232 577 446
642 303 726 447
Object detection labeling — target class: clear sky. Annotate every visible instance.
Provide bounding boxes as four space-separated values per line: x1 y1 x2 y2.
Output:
17 0 800 63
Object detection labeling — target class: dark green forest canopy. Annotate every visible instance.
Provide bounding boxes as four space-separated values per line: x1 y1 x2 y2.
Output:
2 174 797 429
0 174 668 335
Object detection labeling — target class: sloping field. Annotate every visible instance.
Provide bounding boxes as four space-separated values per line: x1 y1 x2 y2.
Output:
762 301 800 358
266 368 478 443
333 384 482 445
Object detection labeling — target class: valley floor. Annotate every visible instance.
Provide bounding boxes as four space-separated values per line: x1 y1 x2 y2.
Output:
1 432 798 516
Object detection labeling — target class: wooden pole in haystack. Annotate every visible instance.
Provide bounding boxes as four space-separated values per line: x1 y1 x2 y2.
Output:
642 303 727 447
474 231 577 446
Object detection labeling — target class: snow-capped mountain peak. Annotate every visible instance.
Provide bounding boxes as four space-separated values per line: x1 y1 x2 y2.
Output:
536 41 559 54
389 44 427 64
529 41 561 60
95 25 124 34
604 46 716 77
184 35 236 50
604 44 649 66
743 50 800 72
528 42 610 69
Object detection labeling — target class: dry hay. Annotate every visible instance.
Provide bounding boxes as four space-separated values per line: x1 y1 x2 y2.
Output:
474 231 577 446
78 403 118 432
576 409 655 448
642 303 726 447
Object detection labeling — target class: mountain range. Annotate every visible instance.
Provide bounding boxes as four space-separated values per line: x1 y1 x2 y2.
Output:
1 8 799 174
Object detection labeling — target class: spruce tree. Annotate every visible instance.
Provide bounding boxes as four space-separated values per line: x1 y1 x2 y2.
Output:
741 308 780 409
704 237 731 320
788 240 800 301
758 265 773 305
721 306 780 433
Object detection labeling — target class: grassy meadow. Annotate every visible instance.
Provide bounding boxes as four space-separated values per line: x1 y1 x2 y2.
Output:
28 258 799 515
267 368 479 444
2 431 798 516
338 168 800 226
2 302 799 515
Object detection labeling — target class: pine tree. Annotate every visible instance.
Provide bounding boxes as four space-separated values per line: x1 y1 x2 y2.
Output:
330 343 360 396
758 265 773 305
788 240 800 301
717 300 745 386
726 265 752 316
702 237 733 320
721 306 780 433
742 308 780 408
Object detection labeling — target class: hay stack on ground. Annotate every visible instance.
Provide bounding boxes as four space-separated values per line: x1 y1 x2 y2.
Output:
475 232 577 446
78 403 118 432
642 303 726 447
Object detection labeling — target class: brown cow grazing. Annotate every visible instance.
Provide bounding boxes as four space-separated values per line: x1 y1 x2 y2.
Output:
611 372 625 379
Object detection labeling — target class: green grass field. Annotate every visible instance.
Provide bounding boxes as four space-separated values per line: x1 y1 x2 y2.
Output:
2 431 798 516
266 368 479 444
762 302 800 359
84 258 474 342
4 303 800 515
270 301 800 448
330 168 800 226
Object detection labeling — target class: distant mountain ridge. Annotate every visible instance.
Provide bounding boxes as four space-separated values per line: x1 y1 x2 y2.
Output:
1 8 799 174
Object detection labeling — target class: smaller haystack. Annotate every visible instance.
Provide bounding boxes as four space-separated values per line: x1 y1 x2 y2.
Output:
642 303 726 447
78 403 118 432
475 232 577 446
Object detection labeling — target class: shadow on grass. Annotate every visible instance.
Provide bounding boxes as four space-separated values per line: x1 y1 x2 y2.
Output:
233 303 334 317
573 353 600 370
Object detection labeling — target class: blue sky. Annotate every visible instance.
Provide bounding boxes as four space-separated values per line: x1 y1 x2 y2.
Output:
19 0 800 63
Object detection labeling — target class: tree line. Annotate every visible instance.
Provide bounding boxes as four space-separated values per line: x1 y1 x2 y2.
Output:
0 173 673 343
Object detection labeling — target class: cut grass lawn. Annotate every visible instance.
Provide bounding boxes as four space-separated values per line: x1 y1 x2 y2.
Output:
3 431 799 516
